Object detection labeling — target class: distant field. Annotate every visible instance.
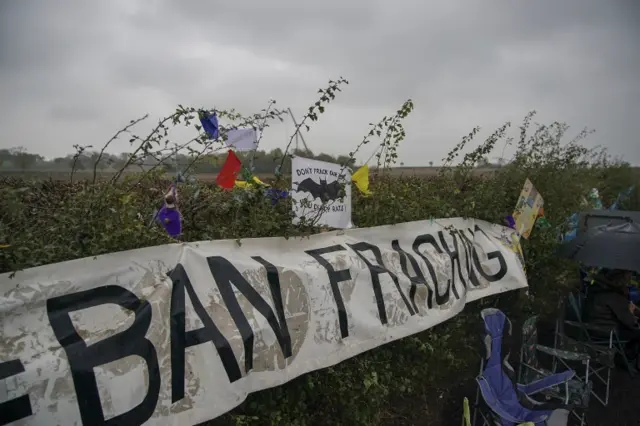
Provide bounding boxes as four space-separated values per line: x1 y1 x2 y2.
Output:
0 167 501 182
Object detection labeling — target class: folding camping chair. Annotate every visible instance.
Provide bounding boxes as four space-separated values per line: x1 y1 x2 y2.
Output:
554 292 632 406
518 316 591 425
473 308 575 426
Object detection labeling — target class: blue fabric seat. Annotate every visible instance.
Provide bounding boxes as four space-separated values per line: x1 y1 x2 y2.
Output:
475 308 574 426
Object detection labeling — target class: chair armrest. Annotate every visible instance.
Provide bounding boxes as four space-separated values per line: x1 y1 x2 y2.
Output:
517 370 575 395
565 320 613 335
535 344 590 362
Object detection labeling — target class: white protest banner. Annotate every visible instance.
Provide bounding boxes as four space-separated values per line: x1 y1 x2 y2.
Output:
0 218 527 426
291 156 352 229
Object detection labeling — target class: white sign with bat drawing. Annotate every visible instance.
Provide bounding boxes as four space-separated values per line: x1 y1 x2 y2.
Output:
291 156 352 229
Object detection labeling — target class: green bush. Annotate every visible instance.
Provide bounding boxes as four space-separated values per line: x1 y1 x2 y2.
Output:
1 88 638 425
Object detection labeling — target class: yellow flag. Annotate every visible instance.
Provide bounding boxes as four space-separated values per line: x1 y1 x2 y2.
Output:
352 164 372 196
235 176 268 189
251 176 267 186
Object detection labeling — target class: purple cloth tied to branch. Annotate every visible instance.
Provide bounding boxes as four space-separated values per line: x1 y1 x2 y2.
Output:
265 188 289 205
157 205 182 237
504 215 516 230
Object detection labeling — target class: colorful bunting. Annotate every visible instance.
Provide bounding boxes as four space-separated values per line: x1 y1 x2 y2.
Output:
562 213 579 242
535 216 551 229
199 111 219 140
352 164 372 196
216 150 242 190
534 207 551 230
586 188 603 209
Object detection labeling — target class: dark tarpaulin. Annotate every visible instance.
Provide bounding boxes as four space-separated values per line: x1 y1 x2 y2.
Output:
557 222 640 273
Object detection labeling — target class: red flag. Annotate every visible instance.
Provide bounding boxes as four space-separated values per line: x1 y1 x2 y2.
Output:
216 150 242 190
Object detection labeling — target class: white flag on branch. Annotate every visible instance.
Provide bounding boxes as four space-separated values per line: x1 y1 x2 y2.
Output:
226 128 258 151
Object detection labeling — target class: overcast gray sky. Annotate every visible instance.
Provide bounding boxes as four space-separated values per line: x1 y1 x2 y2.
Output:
1 0 639 166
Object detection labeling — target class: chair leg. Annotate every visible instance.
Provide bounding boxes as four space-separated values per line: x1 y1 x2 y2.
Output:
586 364 609 407
472 359 483 426
584 359 590 386
552 321 559 373
616 342 636 378
605 364 611 406
571 409 586 426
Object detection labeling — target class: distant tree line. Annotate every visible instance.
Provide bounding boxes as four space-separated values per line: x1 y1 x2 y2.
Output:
0 146 512 175
476 156 509 168
0 146 356 175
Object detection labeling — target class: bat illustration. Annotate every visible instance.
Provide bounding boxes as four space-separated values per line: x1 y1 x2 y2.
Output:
296 178 343 202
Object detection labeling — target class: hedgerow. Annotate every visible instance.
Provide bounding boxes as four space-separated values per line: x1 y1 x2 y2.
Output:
0 79 637 425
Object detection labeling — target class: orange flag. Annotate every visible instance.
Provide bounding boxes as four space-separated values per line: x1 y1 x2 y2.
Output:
216 150 242 190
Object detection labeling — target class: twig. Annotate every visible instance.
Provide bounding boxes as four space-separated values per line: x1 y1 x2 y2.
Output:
110 112 181 184
247 99 276 173
92 114 149 185
70 144 91 184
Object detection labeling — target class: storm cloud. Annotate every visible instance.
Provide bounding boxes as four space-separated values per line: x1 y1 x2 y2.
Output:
1 0 638 165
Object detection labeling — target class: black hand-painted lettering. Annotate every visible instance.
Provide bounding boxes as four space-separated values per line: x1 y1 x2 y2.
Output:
206 256 293 375
347 242 415 325
391 240 434 312
437 231 464 299
170 264 241 401
251 256 292 356
412 234 452 306
456 229 482 287
469 226 508 281
47 286 160 425
306 245 351 338
0 359 32 425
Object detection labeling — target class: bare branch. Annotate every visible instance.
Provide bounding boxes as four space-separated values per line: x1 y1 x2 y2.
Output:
92 114 149 185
